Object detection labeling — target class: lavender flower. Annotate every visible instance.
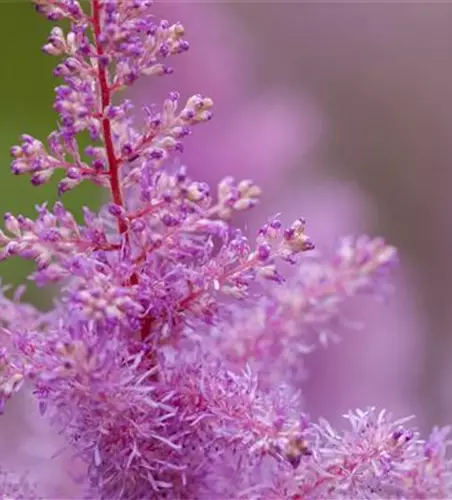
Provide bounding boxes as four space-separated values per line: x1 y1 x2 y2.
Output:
0 1 450 498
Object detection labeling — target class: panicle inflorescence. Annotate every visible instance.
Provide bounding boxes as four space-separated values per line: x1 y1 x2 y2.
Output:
0 0 450 498
206 234 397 387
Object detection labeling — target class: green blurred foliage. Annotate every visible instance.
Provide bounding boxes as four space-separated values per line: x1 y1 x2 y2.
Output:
0 3 101 308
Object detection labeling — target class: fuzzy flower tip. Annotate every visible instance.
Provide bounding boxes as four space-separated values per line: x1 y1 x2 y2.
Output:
0 1 448 498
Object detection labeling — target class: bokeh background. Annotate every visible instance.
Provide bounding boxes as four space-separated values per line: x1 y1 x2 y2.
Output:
2 1 452 475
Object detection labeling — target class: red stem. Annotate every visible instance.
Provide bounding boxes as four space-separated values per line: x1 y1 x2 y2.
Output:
91 2 160 343
91 0 127 236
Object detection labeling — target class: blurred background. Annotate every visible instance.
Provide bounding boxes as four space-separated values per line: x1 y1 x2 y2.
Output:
2 0 452 449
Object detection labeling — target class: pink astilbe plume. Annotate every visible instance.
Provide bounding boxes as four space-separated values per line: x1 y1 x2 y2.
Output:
262 182 423 425
0 1 450 498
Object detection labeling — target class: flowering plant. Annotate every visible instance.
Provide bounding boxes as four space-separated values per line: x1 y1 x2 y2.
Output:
1 1 451 498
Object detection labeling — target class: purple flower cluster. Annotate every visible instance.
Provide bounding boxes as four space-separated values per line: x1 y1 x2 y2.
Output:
1 1 451 498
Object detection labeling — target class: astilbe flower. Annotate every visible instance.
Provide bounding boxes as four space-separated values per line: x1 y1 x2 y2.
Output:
0 1 451 498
